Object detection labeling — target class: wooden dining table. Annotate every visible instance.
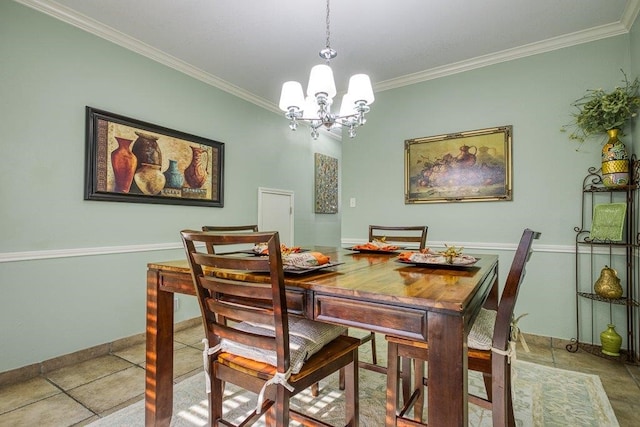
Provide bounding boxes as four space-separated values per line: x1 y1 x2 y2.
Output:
145 247 499 426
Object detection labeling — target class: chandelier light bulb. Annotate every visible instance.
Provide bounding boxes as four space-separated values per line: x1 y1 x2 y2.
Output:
339 93 356 117
347 74 374 104
279 81 304 111
307 64 337 99
303 96 319 117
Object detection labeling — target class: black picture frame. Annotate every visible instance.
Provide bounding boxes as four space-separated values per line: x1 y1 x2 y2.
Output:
85 107 224 207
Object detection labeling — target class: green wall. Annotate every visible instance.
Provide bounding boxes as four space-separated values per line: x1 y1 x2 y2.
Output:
340 36 635 341
0 1 341 372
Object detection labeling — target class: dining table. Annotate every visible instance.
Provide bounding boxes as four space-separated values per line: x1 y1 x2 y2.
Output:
145 246 499 426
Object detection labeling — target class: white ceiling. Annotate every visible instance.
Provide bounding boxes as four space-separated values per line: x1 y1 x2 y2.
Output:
16 0 640 113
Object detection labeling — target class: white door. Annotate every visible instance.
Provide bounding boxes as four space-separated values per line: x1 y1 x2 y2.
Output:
258 188 294 246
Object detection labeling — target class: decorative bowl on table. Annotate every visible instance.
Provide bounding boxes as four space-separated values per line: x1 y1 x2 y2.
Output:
253 243 302 255
350 239 401 253
397 245 477 267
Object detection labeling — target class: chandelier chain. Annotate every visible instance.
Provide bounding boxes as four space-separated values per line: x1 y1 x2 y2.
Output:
325 0 331 51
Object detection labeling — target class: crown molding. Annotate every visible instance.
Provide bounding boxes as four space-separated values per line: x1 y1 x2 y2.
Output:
14 0 639 112
375 22 631 92
13 0 279 114
622 0 640 29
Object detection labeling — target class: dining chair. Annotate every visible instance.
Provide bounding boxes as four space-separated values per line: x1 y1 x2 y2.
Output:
201 224 258 254
368 225 428 250
385 228 540 427
200 224 331 398
181 229 359 427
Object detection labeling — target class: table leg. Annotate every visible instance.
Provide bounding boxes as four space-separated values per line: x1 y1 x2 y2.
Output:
385 337 400 425
145 269 175 427
427 311 467 426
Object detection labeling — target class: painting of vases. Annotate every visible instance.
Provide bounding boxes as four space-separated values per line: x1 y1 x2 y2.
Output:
86 107 224 207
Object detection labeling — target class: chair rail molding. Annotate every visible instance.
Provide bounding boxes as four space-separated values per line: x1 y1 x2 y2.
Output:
2 240 630 263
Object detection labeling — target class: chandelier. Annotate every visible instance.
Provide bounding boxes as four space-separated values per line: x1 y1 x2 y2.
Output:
278 0 374 139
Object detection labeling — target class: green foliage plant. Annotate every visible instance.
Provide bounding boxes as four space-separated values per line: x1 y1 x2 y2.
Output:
562 70 640 147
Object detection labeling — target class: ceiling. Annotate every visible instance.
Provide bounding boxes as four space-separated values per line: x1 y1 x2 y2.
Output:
16 0 640 113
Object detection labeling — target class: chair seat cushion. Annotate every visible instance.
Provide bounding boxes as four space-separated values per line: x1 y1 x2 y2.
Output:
220 318 347 374
467 308 497 350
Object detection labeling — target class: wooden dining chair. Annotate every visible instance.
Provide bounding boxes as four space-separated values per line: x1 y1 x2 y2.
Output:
201 224 329 398
368 225 428 250
385 228 540 427
181 229 360 427
201 225 259 254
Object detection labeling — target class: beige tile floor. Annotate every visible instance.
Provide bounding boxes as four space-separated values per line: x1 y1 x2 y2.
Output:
1 325 639 426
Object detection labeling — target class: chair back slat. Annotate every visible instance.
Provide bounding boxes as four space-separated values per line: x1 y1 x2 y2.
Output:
192 252 271 272
181 229 291 372
202 225 259 232
211 323 278 352
369 225 428 249
200 276 273 300
493 228 541 349
200 225 259 254
206 299 275 328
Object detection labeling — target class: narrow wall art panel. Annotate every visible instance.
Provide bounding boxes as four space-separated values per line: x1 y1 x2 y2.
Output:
314 153 338 213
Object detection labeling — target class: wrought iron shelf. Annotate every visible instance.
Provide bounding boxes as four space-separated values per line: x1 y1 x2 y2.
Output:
576 240 636 247
570 157 639 363
584 184 638 193
566 339 639 365
577 292 640 307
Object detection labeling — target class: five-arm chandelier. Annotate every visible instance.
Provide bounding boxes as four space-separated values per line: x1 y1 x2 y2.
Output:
278 0 374 139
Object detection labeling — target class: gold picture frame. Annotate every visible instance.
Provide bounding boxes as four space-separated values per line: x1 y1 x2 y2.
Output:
405 126 512 204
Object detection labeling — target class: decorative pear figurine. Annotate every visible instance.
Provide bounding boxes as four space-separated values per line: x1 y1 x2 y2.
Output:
594 265 623 299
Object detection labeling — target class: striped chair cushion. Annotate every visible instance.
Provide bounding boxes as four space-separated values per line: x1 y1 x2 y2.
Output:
220 318 347 374
467 308 497 350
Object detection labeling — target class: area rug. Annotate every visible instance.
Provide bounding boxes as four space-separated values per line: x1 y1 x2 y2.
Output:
90 359 618 426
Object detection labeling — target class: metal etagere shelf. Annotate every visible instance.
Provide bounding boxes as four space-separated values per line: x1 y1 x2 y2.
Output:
566 156 640 364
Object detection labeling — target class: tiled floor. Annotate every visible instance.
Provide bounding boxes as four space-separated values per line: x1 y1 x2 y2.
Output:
1 325 640 426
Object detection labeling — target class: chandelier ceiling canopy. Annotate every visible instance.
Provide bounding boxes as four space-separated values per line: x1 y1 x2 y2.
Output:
278 0 374 139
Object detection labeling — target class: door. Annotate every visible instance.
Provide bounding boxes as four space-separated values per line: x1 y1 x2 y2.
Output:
258 187 294 246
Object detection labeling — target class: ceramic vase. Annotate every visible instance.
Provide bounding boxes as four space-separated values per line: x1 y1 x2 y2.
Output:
184 146 209 188
134 164 166 195
163 159 184 189
131 132 162 166
600 324 622 357
601 129 629 188
110 137 137 193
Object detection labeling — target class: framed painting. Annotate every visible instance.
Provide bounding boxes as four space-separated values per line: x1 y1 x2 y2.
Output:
405 126 512 203
85 107 224 207
314 153 338 213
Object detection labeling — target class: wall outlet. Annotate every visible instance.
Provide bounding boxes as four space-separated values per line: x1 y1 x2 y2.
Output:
174 298 180 312
349 197 356 207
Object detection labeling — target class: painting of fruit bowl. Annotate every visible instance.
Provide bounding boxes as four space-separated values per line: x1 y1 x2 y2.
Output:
404 126 512 204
